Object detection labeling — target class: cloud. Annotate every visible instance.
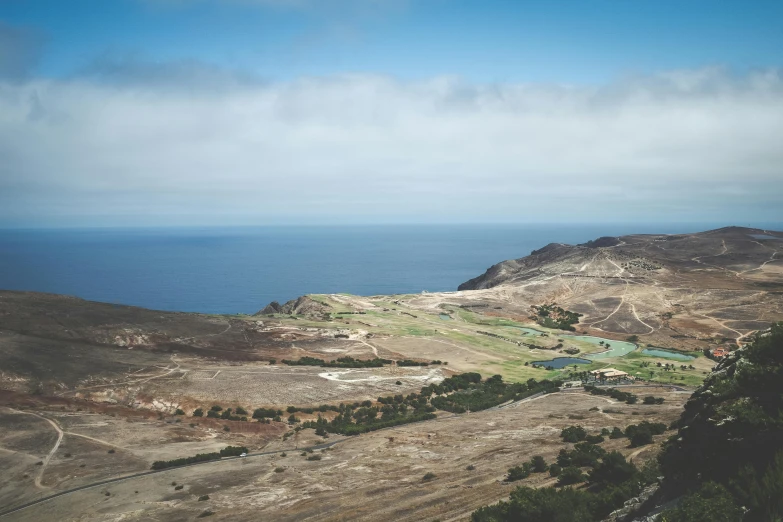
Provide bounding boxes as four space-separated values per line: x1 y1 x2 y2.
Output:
0 21 46 80
1 65 782 226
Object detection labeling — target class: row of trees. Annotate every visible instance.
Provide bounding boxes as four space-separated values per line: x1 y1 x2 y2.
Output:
295 374 560 436
150 446 248 470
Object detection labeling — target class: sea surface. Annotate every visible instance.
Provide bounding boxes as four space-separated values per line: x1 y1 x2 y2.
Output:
0 223 777 314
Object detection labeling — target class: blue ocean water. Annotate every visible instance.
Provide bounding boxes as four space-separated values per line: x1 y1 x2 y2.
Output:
0 224 776 314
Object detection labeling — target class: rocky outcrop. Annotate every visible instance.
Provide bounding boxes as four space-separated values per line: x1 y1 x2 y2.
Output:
255 295 330 317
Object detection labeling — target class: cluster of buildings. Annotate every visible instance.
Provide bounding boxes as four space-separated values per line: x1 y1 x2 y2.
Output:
711 347 730 358
589 367 632 381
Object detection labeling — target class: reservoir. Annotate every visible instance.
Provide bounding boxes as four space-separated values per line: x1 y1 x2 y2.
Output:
531 357 591 369
641 348 695 361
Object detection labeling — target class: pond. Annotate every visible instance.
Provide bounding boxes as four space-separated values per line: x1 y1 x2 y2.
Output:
531 357 592 369
439 313 452 320
641 348 695 361
573 336 638 359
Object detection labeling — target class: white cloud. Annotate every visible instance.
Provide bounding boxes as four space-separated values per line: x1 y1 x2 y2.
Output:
1 66 782 226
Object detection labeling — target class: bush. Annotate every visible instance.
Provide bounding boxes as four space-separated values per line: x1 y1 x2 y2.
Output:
466 464 476 471
548 464 561 477
274 467 285 473
609 427 624 439
280 452 286 457
561 425 587 443
506 464 531 482
589 451 637 486
306 455 322 461
557 467 586 486
471 486 593 521
423 472 436 481
107 449 115 454
643 396 665 405
585 434 605 444
198 495 209 501
659 482 742 522
531 456 548 473
234 406 248 415
197 511 214 518
174 485 184 490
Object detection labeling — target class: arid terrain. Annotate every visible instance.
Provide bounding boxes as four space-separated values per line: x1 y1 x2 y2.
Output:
1 226 781 521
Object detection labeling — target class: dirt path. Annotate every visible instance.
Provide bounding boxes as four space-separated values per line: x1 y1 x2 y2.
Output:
629 302 656 334
5 408 64 489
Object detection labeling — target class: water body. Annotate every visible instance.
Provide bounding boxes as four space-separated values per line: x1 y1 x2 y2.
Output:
1 223 773 314
531 357 591 369
575 336 638 359
439 314 452 320
641 348 695 361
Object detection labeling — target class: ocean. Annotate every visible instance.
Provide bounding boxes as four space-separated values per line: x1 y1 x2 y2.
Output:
0 223 775 314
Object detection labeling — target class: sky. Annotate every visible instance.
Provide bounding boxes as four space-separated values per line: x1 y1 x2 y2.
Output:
1 0 782 227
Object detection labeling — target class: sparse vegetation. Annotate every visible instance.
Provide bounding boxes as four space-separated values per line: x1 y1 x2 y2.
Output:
150 446 248 470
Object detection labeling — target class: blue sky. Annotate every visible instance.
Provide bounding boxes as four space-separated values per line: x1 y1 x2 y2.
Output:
1 0 782 226
4 0 783 83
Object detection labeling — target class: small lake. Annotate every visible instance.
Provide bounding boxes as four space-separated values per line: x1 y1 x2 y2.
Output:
532 357 592 369
574 336 638 359
641 348 695 361
439 314 452 320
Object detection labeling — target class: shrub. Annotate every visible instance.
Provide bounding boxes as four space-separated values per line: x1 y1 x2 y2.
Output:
466 464 476 471
506 464 531 482
223 426 230 432
210 405 222 412
585 434 605 444
274 467 285 473
197 511 214 518
609 427 624 439
175 409 185 415
561 425 587 442
234 406 248 415
174 485 184 490
423 472 437 481
589 451 636 486
659 482 742 522
531 456 548 473
280 452 287 457
198 495 209 501
107 449 115 454
557 466 585 486
306 455 321 461
548 464 562 477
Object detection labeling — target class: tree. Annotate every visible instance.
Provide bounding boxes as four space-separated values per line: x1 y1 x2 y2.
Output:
531 456 548 473
561 425 587 443
557 467 585 486
471 486 593 522
192 408 203 417
507 464 532 482
590 451 636 486
659 482 742 522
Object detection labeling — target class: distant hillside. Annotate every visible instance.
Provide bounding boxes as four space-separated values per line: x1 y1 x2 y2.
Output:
458 226 782 291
